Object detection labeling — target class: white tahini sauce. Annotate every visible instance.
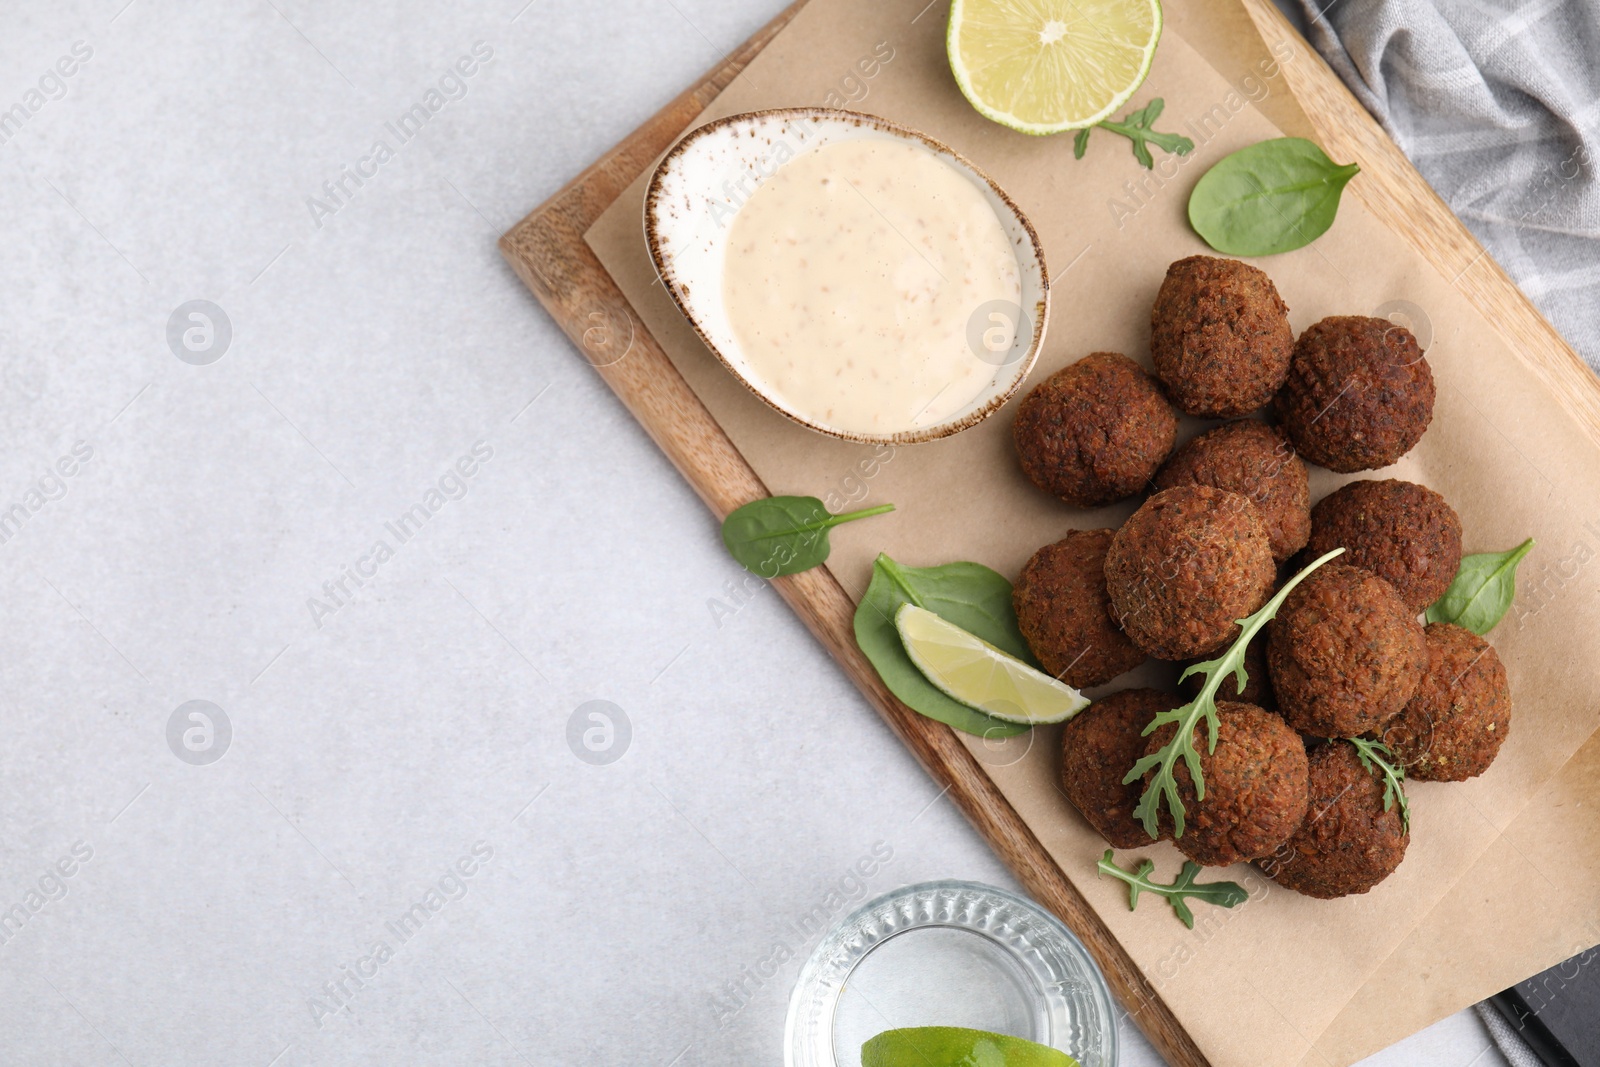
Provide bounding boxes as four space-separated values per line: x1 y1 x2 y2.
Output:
722 137 1022 435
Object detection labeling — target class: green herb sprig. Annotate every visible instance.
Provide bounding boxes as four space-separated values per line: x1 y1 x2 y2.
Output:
1124 547 1345 840
1073 98 1194 170
1097 850 1247 929
721 496 894 578
1348 736 1411 832
1425 538 1535 635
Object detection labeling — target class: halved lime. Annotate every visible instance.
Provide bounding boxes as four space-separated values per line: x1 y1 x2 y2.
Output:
894 604 1089 724
948 0 1164 135
863 1026 1079 1067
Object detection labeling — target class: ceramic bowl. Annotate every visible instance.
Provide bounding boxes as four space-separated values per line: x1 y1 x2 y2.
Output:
644 107 1050 444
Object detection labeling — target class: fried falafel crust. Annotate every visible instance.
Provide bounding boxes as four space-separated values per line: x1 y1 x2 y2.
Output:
1268 564 1426 738
1013 352 1178 508
1104 485 1276 661
1060 688 1177 849
1306 479 1462 613
1143 701 1310 867
1014 529 1147 688
1261 740 1409 898
1154 420 1311 562
1151 256 1294 418
1385 622 1511 781
1275 316 1435 473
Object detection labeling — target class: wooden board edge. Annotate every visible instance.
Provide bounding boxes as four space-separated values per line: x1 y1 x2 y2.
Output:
494 5 1209 1066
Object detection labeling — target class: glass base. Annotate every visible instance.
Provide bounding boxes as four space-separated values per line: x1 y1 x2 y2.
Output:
785 880 1117 1067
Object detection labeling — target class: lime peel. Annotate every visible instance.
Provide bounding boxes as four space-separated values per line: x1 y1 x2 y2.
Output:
863 1026 1079 1067
894 603 1089 725
948 0 1164 136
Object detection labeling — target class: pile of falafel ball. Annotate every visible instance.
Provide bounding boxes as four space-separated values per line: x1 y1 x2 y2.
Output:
1010 255 1512 900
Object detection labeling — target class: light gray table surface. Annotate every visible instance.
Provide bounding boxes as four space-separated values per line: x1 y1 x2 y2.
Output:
0 1 1510 1064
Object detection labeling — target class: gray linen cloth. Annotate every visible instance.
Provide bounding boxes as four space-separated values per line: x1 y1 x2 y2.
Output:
1474 1003 1544 1067
1290 0 1600 371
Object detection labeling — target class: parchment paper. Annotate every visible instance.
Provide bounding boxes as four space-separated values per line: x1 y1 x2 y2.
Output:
582 2 1600 1063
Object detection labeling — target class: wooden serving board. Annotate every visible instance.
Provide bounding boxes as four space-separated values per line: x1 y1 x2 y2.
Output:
500 4 1600 1065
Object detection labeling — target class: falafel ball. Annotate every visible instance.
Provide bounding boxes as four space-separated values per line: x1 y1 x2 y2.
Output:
1268 563 1426 738
1384 622 1511 781
1060 688 1177 849
1104 485 1276 661
1150 256 1294 418
1306 479 1462 613
1013 352 1178 508
1153 420 1311 561
1183 633 1275 709
1261 740 1409 898
1275 316 1435 473
1014 530 1147 688
1143 701 1309 867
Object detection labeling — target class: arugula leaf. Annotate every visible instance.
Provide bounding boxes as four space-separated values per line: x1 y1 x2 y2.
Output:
853 554 1030 738
721 496 894 578
1348 736 1410 833
1074 97 1194 170
1425 538 1535 635
1188 137 1360 255
1097 850 1247 929
1124 548 1345 840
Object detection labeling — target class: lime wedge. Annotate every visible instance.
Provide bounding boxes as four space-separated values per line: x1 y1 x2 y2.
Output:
863 1026 1079 1067
894 604 1089 724
948 0 1163 135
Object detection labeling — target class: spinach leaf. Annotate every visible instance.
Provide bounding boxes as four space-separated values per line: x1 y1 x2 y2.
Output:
1425 538 1535 635
853 554 1030 738
1187 137 1360 256
721 496 893 577
1097 850 1247 929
